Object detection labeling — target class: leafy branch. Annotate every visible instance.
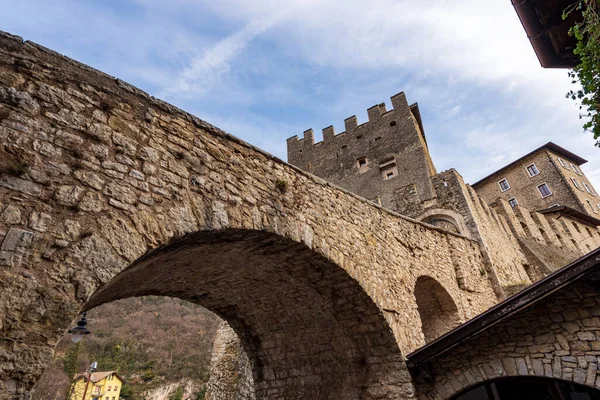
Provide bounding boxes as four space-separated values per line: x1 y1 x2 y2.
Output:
565 0 600 147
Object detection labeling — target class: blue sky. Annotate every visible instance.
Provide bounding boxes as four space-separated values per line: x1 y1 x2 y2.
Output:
2 0 599 186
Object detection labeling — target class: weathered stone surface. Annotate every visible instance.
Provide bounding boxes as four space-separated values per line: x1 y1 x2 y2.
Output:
0 31 498 400
2 30 599 400
0 205 21 224
1 228 34 251
205 322 255 400
417 279 600 399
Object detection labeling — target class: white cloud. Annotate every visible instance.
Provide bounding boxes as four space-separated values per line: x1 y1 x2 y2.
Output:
160 14 283 99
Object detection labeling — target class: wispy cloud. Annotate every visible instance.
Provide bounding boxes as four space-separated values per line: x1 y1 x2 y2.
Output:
160 13 285 99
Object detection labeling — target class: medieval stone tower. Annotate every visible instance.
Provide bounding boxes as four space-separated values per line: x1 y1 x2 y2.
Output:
287 92 437 214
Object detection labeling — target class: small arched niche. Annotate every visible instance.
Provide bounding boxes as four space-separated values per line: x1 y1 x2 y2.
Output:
419 209 469 237
414 276 461 343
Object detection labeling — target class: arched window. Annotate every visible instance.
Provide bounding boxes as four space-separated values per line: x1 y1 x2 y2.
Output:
418 209 469 236
423 217 460 234
414 276 461 343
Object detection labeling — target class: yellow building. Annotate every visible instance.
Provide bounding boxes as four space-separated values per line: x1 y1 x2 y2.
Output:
69 370 123 400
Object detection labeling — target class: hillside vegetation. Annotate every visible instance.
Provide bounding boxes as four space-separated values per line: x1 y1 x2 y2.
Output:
32 296 221 400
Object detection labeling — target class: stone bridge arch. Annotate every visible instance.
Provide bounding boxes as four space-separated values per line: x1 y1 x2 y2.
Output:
0 31 499 399
78 228 405 399
450 376 600 399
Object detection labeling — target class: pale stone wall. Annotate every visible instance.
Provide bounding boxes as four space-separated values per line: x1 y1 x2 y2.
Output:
546 149 600 216
0 31 498 399
205 322 255 400
416 278 600 399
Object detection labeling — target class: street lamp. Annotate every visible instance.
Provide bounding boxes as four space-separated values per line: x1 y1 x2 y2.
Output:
68 312 91 343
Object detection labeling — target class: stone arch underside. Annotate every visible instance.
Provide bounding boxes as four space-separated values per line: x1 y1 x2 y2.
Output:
82 229 406 399
414 276 461 343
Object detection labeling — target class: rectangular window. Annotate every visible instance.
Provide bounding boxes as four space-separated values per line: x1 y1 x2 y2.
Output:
379 158 397 180
357 157 367 168
526 163 540 177
508 197 518 208
571 177 583 190
558 158 569 169
583 182 595 195
538 183 552 198
107 386 111 391
587 200 597 213
571 163 582 175
498 178 510 192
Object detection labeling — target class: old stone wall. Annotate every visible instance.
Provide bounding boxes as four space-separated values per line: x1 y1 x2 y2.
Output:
405 168 599 296
205 322 255 400
427 170 533 295
546 150 600 216
416 277 600 399
287 97 437 212
493 199 599 271
0 31 498 399
473 148 599 216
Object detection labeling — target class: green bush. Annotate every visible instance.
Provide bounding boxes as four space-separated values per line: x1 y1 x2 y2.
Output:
565 1 600 146
169 386 184 400
141 369 155 382
195 387 207 400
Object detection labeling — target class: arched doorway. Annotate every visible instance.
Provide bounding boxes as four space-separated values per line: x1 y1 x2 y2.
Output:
75 229 405 399
452 377 600 400
414 276 461 343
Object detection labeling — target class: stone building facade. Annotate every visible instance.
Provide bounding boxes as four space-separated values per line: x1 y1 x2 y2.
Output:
410 249 600 400
472 143 600 217
288 95 600 298
1 29 600 400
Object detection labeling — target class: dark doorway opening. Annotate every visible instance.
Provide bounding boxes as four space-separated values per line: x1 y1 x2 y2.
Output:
453 377 600 400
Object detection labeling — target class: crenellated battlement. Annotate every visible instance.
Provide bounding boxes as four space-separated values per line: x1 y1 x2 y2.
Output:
287 92 416 151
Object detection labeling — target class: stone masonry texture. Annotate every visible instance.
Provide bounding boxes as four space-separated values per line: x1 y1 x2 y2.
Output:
287 100 437 212
0 31 499 399
205 322 255 400
473 148 600 216
416 277 600 399
2 29 600 400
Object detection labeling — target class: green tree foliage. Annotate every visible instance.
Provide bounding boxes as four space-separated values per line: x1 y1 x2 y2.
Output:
565 0 600 146
119 384 135 399
195 387 207 400
62 342 81 381
169 386 184 400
